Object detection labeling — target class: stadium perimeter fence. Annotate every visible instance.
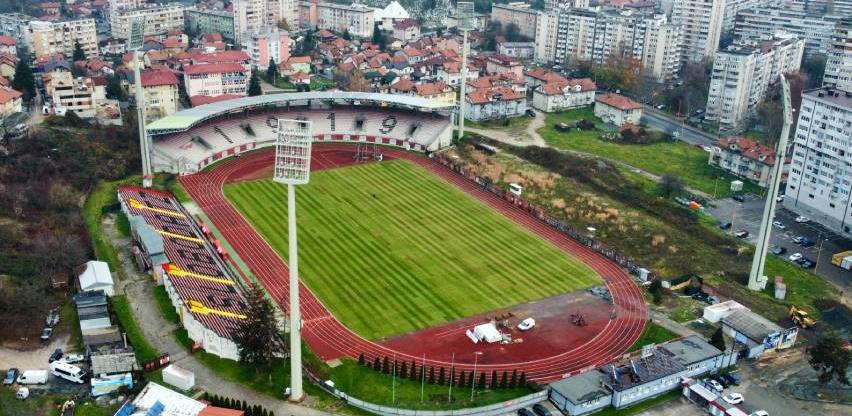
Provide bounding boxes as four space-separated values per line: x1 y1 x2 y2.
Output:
431 152 656 282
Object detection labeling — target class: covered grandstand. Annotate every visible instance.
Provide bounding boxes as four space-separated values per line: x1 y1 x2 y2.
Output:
147 92 456 175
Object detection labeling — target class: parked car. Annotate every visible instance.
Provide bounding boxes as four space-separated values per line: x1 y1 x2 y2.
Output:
792 236 805 244
3 368 18 385
532 403 552 416
719 222 732 230
705 379 724 392
770 246 787 255
517 408 535 416
525 109 536 117
518 318 536 331
45 309 59 327
61 354 85 364
735 230 749 239
723 393 744 404
800 259 815 269
715 376 730 388
39 328 53 342
772 220 786 229
795 216 810 223
48 348 63 363
801 238 816 248
732 195 745 202
722 373 741 386
775 195 785 203
750 411 769 416
789 253 803 262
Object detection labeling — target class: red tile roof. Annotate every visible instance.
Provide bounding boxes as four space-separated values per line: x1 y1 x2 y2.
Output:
415 81 450 97
198 407 244 416
189 94 243 107
540 78 596 95
394 18 419 30
141 69 179 87
466 87 525 105
189 50 250 64
183 63 246 75
0 36 15 47
390 78 415 92
525 67 566 83
716 136 780 166
288 55 311 64
487 53 521 66
596 93 641 110
0 87 22 104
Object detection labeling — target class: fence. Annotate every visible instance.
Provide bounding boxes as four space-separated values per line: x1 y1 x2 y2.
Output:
431 152 656 281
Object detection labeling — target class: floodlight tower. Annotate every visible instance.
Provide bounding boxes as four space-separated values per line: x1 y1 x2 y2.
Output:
748 74 794 291
273 119 313 401
456 1 474 141
129 17 153 188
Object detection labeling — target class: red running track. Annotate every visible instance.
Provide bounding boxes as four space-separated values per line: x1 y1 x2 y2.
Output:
179 144 648 382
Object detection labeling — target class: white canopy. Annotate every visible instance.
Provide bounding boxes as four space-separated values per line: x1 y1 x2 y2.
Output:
78 260 114 296
473 322 502 343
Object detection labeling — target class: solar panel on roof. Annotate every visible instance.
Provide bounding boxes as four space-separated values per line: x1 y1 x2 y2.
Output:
114 402 137 416
146 401 165 416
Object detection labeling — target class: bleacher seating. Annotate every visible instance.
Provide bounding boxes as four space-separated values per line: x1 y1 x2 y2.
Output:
151 107 453 174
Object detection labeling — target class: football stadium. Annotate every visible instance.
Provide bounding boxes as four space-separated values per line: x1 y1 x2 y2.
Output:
145 92 647 382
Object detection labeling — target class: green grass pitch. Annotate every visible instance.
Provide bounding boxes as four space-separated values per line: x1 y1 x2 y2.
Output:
224 159 601 340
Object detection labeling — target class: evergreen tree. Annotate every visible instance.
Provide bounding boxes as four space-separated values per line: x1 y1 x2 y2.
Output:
72 40 86 61
467 371 474 388
490 370 498 389
248 68 262 96
519 372 527 387
245 407 253 416
382 356 390 374
11 57 36 102
477 372 486 389
242 400 248 410
457 370 467 388
509 369 518 388
212 394 220 406
400 361 408 379
266 58 279 81
809 330 852 385
428 366 436 384
409 361 418 381
253 405 262 416
439 366 446 385
709 328 726 351
373 356 381 371
358 353 365 366
233 285 278 371
342 30 351 41
500 371 508 389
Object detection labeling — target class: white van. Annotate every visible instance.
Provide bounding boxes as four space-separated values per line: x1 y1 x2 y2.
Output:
17 370 48 384
49 361 87 384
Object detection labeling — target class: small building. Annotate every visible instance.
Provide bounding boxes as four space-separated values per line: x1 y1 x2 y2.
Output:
721 309 793 358
594 93 642 126
485 54 524 79
703 300 748 323
465 87 527 121
549 335 736 415
0 87 22 117
497 41 535 60
709 136 788 188
74 290 112 331
533 78 596 112
392 18 420 42
116 382 244 416
78 260 115 296
183 63 248 99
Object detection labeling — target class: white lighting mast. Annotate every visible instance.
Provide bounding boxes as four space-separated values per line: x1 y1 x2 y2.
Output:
129 17 153 188
456 1 475 141
273 119 313 401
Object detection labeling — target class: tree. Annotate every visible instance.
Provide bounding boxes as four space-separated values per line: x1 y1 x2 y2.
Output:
382 356 390 374
73 40 86 62
277 18 290 31
754 100 783 140
809 331 851 386
648 279 663 304
500 371 508 389
509 369 518 388
62 110 86 128
477 372 486 389
248 68 262 96
659 174 685 197
400 361 408 379
233 285 278 371
266 58 279 82
801 55 826 88
106 74 127 101
409 360 418 380
342 30 352 41
345 70 370 92
709 327 726 351
467 371 474 388
519 372 526 387
490 370 498 389
11 57 35 103
428 366 436 384
438 366 446 385
457 370 466 388
373 356 380 371
358 353 365 366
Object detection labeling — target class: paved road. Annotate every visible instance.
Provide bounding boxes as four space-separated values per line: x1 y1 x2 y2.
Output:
641 107 717 146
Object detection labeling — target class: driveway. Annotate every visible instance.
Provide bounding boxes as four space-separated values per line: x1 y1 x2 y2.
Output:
640 107 717 147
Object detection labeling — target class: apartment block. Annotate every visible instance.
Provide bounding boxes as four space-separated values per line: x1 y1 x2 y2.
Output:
30 19 99 59
823 18 852 94
299 1 374 38
491 3 539 40
140 69 179 122
534 10 559 63
784 88 852 236
672 0 725 64
554 9 681 82
708 136 786 187
241 28 290 70
721 0 771 33
233 0 298 43
110 4 185 41
705 33 804 129
778 0 852 16
183 63 248 99
186 8 236 42
0 13 33 49
46 70 106 117
733 8 840 57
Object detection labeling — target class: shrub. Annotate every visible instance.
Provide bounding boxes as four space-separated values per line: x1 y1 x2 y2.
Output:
358 353 365 366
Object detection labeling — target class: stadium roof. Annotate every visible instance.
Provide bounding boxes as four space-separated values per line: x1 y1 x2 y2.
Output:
146 92 455 134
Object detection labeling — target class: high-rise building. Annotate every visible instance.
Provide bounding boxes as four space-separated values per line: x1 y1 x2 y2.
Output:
672 0 726 64
777 0 852 17
720 0 770 33
298 0 374 38
823 18 852 94
784 88 852 236
534 10 560 63
553 9 681 82
110 4 186 40
705 32 803 128
186 8 237 42
733 8 840 57
30 19 99 59
242 28 290 70
234 0 298 43
491 3 539 40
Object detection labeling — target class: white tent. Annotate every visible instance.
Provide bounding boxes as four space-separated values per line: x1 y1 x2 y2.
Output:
472 322 502 343
78 260 114 296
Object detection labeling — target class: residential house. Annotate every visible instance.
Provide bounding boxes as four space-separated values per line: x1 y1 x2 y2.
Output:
415 81 454 104
709 136 788 188
533 78 596 112
594 93 642 126
140 69 179 122
0 87 23 116
393 18 420 42
183 63 248 101
497 41 535 60
0 54 16 79
465 74 527 121
0 35 16 56
46 70 106 117
78 260 114 296
485 54 523 79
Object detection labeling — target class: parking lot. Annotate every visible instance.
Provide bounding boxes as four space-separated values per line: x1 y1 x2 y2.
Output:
707 195 852 293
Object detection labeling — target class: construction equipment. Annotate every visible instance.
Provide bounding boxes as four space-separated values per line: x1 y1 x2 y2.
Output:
789 305 816 329
570 313 587 327
831 250 852 270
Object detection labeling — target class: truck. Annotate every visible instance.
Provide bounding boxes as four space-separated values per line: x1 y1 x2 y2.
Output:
831 251 852 270
17 370 48 384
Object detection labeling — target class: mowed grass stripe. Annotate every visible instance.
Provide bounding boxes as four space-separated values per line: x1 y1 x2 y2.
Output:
224 160 601 339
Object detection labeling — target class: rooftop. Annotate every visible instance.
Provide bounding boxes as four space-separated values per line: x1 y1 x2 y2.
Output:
715 136 779 166
183 63 246 75
722 309 783 343
596 93 641 110
659 335 723 366
549 370 611 405
0 88 22 104
141 70 179 87
805 87 852 109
